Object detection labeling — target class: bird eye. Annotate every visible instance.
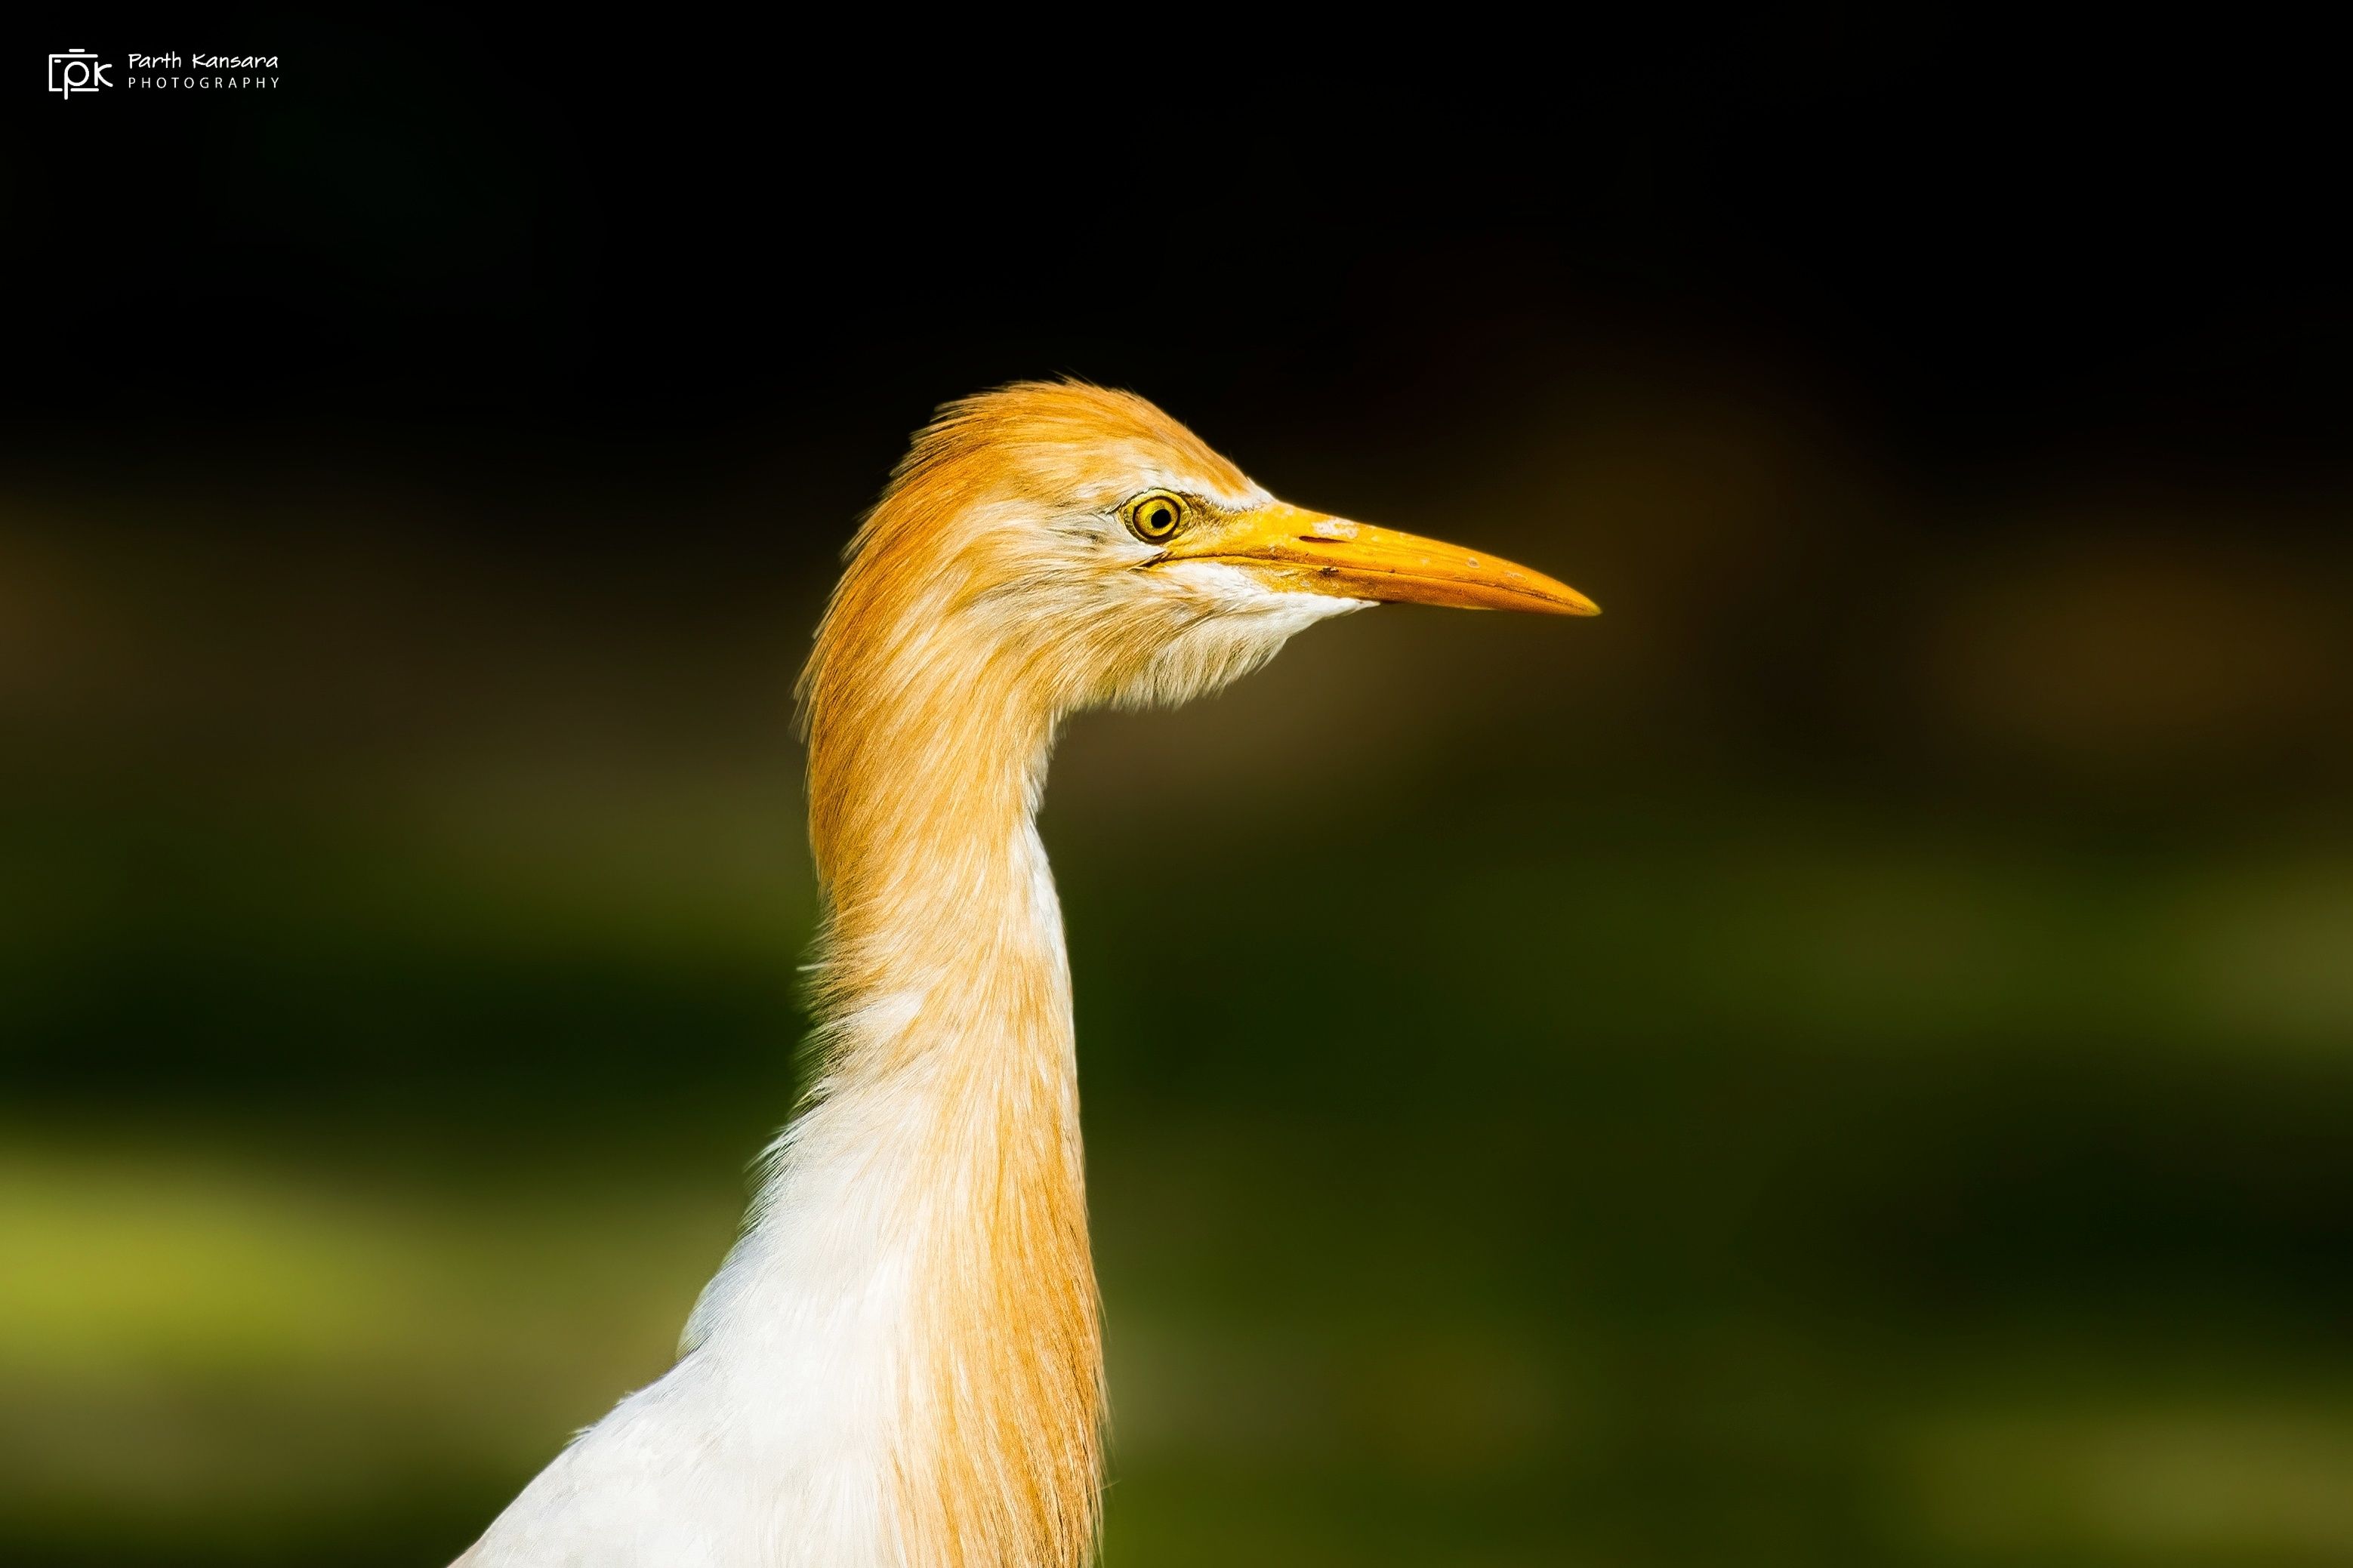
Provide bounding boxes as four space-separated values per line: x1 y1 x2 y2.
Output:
1123 490 1187 542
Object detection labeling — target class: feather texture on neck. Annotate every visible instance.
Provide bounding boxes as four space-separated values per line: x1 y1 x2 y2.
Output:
689 409 1123 1567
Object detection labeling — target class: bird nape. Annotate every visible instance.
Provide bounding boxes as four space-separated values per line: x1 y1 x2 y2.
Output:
454 381 1596 1568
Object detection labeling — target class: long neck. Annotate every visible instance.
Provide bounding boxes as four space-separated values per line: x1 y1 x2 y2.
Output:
689 655 1101 1568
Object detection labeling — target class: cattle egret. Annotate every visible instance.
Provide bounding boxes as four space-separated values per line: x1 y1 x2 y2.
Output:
458 382 1596 1566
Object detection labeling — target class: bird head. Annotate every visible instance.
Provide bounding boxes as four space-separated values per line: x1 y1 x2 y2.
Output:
803 381 1596 745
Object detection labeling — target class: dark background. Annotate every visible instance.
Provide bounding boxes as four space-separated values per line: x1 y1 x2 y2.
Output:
5 20 2351 1566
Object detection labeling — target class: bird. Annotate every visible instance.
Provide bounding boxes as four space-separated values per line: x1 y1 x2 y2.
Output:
455 381 1596 1567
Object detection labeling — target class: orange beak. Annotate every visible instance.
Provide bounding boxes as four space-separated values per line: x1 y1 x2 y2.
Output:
1161 501 1598 616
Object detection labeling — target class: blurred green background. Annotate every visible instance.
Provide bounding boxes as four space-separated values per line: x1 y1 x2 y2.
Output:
8 24 2352 1567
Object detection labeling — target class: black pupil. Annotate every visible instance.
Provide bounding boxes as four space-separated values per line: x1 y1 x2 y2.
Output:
1146 505 1170 531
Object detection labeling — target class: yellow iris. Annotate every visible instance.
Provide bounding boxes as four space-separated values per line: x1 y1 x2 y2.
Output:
1123 490 1187 541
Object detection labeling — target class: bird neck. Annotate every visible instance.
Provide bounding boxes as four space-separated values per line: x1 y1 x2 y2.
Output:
698 661 1102 1567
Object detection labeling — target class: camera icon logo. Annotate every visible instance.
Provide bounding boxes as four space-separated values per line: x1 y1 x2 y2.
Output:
48 49 113 97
